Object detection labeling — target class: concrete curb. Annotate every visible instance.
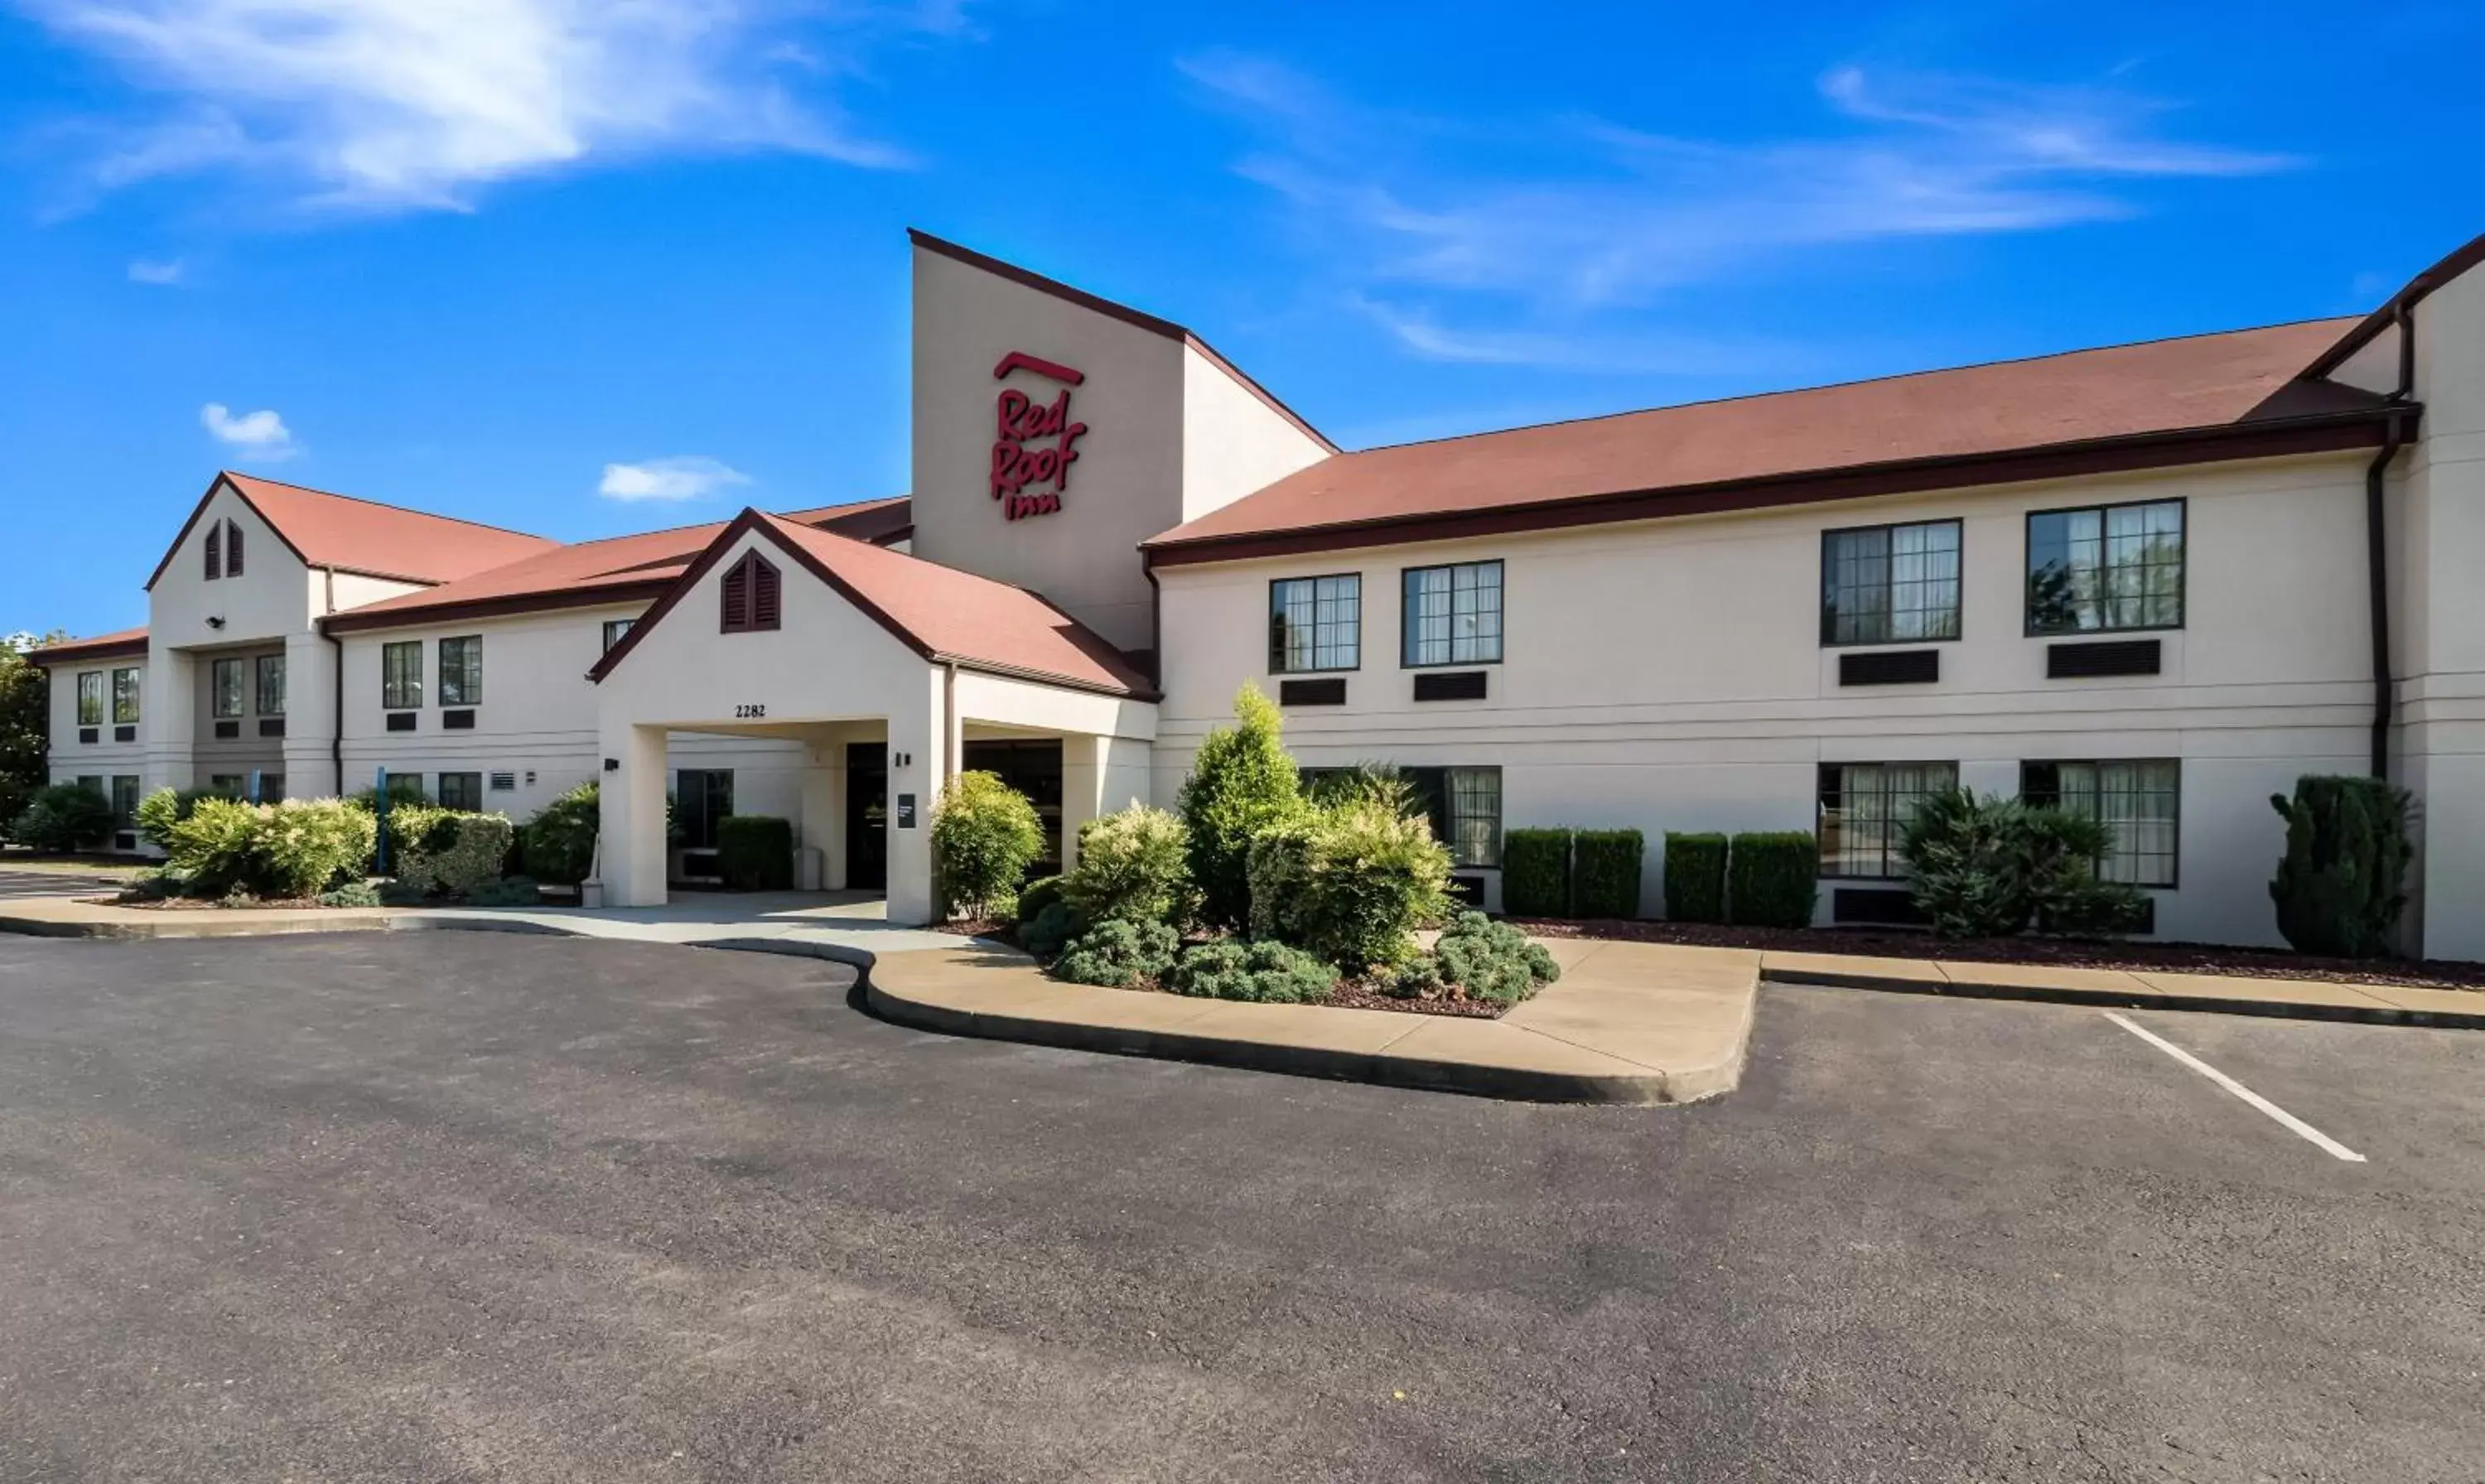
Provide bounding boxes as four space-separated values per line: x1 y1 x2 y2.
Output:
1766 966 2485 1031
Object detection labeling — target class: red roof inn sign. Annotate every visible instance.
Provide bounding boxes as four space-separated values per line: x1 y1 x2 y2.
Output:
990 352 1088 522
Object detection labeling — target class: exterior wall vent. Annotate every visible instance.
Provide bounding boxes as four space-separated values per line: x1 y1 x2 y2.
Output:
1838 649 1941 687
113 725 137 743
1413 671 1488 702
443 709 476 730
77 727 98 745
1278 677 1347 706
384 711 417 733
258 718 286 738
2047 639 2161 678
214 720 241 740
489 771 517 792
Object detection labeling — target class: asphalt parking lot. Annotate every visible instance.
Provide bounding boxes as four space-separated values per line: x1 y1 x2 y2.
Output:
1 933 2479 1482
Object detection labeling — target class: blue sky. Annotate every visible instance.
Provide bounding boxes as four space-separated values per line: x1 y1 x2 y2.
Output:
3 0 2479 639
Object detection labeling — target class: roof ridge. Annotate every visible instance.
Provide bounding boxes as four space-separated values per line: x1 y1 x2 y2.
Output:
1346 315 2367 457
223 470 552 542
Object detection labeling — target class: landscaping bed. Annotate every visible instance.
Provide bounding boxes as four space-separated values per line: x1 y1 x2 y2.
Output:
1513 917 2485 993
970 923 1513 1019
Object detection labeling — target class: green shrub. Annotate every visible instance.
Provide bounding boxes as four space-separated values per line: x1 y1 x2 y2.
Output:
1177 683 1304 930
520 782 599 885
1571 829 1645 919
1727 831 1818 928
1164 939 1339 1004
1016 874 1065 925
931 770 1044 919
1019 900 1082 958
1247 798 1451 971
253 800 379 899
1051 918 1179 988
716 815 794 891
1663 832 1728 923
1063 803 1188 926
134 787 221 850
318 880 382 908
2268 775 2412 958
166 797 262 894
465 875 542 908
1377 953 1446 999
1432 912 1561 1004
393 813 515 897
10 782 115 852
367 799 451 875
1303 762 1421 819
1244 817 1315 940
1899 788 2149 940
1500 828 1571 917
379 879 431 907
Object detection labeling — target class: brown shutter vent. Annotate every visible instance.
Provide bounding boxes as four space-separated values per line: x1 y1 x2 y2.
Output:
204 522 221 580
721 557 751 632
750 558 781 631
224 520 244 576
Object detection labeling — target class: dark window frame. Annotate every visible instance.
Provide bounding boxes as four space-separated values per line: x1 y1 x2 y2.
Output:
75 671 104 728
601 618 635 653
1359 764 1503 869
2024 497 2188 638
2020 758 2183 889
1399 559 1506 669
438 635 482 707
1267 572 1363 675
1819 518 1964 648
203 521 221 581
674 768 736 849
110 775 141 826
256 653 286 717
210 657 246 720
111 667 141 725
1817 760 1960 881
224 519 244 577
381 640 422 711
436 771 485 812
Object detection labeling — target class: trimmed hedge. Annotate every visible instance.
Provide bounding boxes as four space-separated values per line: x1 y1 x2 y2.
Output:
1499 828 1571 917
716 815 794 891
1571 829 1644 919
1728 831 1818 928
1663 832 1728 923
2269 775 2411 958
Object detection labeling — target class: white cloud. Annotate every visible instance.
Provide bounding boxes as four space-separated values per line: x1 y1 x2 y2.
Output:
598 455 750 503
200 402 294 458
126 257 183 283
20 0 956 212
1182 52 2297 370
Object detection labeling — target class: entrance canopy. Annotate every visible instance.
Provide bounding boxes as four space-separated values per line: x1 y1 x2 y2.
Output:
590 510 1157 923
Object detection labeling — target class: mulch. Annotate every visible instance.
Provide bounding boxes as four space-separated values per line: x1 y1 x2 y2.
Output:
1511 918 2485 993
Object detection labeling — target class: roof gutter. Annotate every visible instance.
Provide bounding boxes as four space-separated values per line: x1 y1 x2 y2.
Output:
2366 303 2418 779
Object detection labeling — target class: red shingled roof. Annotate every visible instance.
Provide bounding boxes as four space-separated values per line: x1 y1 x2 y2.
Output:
590 509 1154 699
1146 317 2391 561
27 626 150 665
147 473 562 590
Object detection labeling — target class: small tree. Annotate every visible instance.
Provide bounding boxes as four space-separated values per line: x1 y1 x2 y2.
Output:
1176 682 1303 929
1899 788 2145 940
2269 775 2412 958
1062 803 1189 926
10 782 114 852
930 770 1043 919
520 782 600 885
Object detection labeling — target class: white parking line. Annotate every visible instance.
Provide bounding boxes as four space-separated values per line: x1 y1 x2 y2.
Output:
2102 1011 2367 1164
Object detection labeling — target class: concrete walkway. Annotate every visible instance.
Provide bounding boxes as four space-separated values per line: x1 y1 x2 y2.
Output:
866 937 1759 1106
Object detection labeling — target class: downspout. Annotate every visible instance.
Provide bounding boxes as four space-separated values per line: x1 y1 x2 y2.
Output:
1141 561 1164 690
2366 302 2415 779
321 566 345 793
943 660 958 786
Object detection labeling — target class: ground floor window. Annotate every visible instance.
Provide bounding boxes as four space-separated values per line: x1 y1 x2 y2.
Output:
382 773 427 805
1399 766 1502 869
261 773 286 802
675 768 735 850
2022 759 2180 888
209 774 246 797
963 739 1064 872
75 774 103 798
111 776 140 824
437 772 484 812
1818 762 1957 879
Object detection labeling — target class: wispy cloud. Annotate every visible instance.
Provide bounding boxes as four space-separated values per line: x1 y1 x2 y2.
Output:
1180 51 2297 370
599 455 750 503
126 256 183 284
200 402 294 458
20 0 965 214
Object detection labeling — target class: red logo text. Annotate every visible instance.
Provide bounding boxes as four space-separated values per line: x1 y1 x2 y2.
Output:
990 353 1087 522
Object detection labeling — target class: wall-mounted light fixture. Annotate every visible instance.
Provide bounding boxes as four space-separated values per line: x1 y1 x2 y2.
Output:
603 758 620 772
205 616 226 630
891 750 913 768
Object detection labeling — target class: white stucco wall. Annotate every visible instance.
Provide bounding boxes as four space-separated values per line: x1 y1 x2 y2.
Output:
1152 451 2380 947
1179 343 1332 523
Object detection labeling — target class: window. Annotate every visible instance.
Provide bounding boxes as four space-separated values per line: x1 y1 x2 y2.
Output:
1818 762 1958 879
675 768 735 849
438 636 482 706
112 667 141 725
1390 765 1503 869
602 618 635 653
209 774 246 797
384 773 427 805
1822 520 1961 646
111 776 140 825
204 521 221 580
76 774 103 798
261 773 286 802
224 520 244 577
2026 499 2184 634
2023 759 2181 888
1268 575 1361 673
257 654 286 716
76 672 104 727
211 658 245 719
1402 561 1503 667
436 772 484 812
721 552 781 634
382 641 422 710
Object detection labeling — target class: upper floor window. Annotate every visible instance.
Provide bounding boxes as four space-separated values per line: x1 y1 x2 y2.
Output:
2022 759 2181 888
381 641 422 710
1269 574 1361 673
257 654 286 716
1402 561 1503 667
602 619 635 653
111 667 141 725
2026 499 2184 635
721 552 781 634
75 671 104 727
439 636 482 706
211 658 245 719
1818 762 1958 880
1822 520 1961 646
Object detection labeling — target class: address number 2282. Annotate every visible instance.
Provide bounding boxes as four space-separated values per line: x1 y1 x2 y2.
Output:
734 703 766 719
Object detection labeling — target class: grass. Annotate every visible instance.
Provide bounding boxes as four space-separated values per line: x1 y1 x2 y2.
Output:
0 849 151 879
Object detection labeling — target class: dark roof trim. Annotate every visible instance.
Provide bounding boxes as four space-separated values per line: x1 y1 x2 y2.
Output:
2304 230 2485 378
27 634 149 665
907 229 1339 455
1143 407 2405 569
321 578 677 635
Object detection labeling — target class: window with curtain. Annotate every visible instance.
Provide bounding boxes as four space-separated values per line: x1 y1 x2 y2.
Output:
111 776 140 825
439 636 482 706
437 773 484 812
382 642 422 710
2026 500 2185 634
1268 574 1362 672
1820 520 1961 645
76 672 104 727
1402 561 1503 667
1817 762 1958 879
112 667 141 725
2022 759 2181 887
257 654 286 716
1397 765 1503 868
211 658 244 719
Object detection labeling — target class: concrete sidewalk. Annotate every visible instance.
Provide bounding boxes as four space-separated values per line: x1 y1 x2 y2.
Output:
866 937 1759 1106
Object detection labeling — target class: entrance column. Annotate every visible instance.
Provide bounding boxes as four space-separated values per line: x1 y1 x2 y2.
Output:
884 670 943 926
598 722 670 908
1059 733 1109 874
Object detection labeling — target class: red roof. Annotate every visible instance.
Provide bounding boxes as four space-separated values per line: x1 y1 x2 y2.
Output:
147 473 562 589
591 509 1154 699
27 626 149 665
1146 317 2387 560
